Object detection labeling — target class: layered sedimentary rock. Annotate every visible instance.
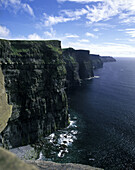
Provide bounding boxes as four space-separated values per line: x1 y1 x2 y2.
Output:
0 39 68 148
101 56 116 62
63 48 94 88
90 54 103 69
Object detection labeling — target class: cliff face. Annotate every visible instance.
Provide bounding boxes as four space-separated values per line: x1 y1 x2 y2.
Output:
101 56 116 62
0 66 12 134
0 39 68 148
90 54 103 69
63 48 94 88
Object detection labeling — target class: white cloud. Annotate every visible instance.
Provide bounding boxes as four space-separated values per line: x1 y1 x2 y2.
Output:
28 33 43 40
40 8 88 27
86 0 135 24
125 29 135 37
1 0 34 16
57 0 103 3
121 17 135 24
39 0 135 27
65 33 79 38
93 28 99 31
56 0 135 25
22 3 34 17
60 8 88 17
128 38 135 42
78 39 90 42
0 25 10 38
86 3 117 24
86 32 98 38
44 28 56 38
91 23 115 28
42 13 80 26
63 41 135 57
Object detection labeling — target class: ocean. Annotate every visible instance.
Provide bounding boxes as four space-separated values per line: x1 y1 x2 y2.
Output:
37 57 135 170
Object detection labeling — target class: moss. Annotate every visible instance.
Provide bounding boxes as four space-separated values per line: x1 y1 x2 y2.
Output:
46 44 62 55
69 56 76 65
57 65 66 77
11 47 30 56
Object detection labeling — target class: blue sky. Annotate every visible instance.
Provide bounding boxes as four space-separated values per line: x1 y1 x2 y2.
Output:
1 0 135 57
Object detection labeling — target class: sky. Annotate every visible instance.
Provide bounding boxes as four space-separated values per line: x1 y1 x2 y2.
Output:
1 0 135 57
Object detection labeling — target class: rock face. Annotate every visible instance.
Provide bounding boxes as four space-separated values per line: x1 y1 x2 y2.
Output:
101 56 116 62
63 48 94 88
27 160 103 170
0 66 12 133
90 54 103 69
0 39 69 148
91 54 116 70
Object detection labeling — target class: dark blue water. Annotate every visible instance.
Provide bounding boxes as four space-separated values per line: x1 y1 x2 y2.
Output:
36 58 135 170
68 58 135 169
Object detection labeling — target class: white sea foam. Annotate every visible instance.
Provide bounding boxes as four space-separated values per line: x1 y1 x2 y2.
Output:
58 148 68 157
47 133 55 143
71 130 78 135
89 158 95 161
67 120 77 128
38 151 43 160
86 76 100 80
37 115 78 159
94 76 100 79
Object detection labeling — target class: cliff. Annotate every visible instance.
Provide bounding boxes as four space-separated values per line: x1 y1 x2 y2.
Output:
0 66 12 134
90 54 103 69
0 39 69 148
63 48 94 88
0 40 105 170
101 56 116 62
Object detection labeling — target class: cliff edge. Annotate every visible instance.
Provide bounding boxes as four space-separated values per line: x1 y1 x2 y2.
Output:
101 56 116 62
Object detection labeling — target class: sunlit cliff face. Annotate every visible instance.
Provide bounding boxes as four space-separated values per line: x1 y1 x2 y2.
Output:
0 65 12 133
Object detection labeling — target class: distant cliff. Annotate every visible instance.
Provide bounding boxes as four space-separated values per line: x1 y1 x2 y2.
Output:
101 56 116 62
63 48 94 88
0 39 69 148
90 54 103 69
91 54 116 69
